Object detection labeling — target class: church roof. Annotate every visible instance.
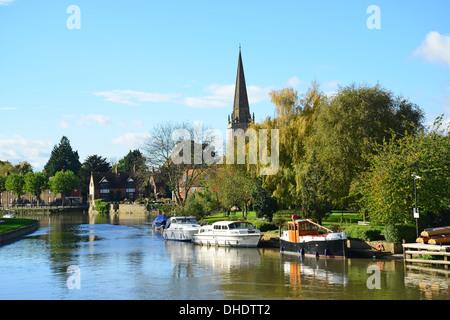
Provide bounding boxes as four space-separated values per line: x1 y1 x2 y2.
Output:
230 46 252 128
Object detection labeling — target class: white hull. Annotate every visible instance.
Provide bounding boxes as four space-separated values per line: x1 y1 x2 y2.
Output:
193 234 261 247
163 228 199 241
162 216 201 242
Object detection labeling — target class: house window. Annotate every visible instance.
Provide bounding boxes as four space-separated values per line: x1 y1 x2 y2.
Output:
99 179 110 199
126 179 135 200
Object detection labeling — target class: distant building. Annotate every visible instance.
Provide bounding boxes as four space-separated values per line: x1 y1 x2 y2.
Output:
0 188 82 207
89 171 137 206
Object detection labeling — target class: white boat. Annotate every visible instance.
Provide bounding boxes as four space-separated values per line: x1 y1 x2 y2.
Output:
2 214 16 218
193 221 262 247
163 216 201 241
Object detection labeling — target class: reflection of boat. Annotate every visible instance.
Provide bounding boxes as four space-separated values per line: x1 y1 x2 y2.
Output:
193 221 262 247
282 254 348 286
152 215 169 230
163 216 201 241
280 218 347 258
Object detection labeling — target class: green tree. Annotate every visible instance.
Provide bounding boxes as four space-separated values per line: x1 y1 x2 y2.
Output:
214 165 256 219
0 175 6 192
44 136 82 176
24 171 49 206
358 116 449 225
0 160 33 176
306 83 424 208
252 178 278 222
251 83 325 209
48 170 79 207
298 152 333 224
117 149 146 173
5 173 26 203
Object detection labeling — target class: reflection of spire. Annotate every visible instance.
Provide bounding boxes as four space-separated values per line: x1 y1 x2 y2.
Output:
229 45 251 130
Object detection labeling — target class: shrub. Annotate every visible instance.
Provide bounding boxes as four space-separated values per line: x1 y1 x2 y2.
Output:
343 225 382 241
251 220 274 232
94 199 110 214
383 224 416 243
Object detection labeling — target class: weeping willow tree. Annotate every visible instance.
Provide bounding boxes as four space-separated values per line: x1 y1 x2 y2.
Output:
248 82 425 223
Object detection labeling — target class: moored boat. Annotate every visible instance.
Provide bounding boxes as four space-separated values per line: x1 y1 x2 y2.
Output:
280 218 347 258
163 216 201 241
193 221 262 247
152 214 169 230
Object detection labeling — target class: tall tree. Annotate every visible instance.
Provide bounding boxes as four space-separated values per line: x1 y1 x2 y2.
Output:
306 83 424 207
250 82 326 209
358 117 449 225
298 152 333 224
144 122 214 206
117 149 147 173
24 171 49 206
5 173 26 203
48 170 79 207
44 136 82 176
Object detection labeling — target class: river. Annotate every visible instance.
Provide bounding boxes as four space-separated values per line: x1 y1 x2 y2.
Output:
0 212 448 300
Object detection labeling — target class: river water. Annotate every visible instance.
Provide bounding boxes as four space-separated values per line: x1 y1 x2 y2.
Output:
0 212 448 300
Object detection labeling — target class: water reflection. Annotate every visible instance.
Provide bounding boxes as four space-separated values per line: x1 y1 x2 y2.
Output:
0 212 449 300
282 255 348 288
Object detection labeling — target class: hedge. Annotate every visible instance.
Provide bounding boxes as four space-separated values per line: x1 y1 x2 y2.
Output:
343 225 383 241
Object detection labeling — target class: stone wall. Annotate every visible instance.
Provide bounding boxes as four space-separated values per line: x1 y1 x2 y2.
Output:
0 221 39 246
89 203 151 215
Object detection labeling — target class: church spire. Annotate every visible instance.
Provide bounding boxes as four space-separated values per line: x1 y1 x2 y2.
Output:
229 46 252 130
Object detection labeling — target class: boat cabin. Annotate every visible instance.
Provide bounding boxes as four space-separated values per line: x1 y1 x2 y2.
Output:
287 220 320 242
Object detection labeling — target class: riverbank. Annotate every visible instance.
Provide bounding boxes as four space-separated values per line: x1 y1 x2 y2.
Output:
0 218 39 246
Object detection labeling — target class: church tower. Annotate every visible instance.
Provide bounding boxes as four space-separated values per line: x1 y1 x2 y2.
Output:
228 46 254 131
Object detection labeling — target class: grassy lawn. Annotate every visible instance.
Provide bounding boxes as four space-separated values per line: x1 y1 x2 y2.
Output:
200 210 363 227
0 218 37 235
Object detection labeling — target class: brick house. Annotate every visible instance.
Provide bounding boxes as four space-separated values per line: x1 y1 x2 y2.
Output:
0 188 83 207
89 171 138 206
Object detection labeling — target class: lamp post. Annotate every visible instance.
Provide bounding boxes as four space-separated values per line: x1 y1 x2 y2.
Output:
411 174 421 238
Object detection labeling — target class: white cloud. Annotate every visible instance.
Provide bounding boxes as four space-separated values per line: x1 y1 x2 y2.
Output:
58 120 71 129
111 132 151 148
77 114 111 127
286 76 301 88
0 135 53 169
60 114 111 128
94 90 180 106
0 0 15 5
413 31 450 67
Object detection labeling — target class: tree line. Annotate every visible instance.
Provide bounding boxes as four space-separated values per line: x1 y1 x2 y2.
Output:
162 82 449 228
0 136 148 206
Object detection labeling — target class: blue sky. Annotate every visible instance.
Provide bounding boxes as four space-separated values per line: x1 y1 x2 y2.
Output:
0 0 449 170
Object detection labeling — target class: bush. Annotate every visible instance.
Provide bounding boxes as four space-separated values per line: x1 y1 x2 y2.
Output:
251 220 275 232
94 199 110 214
383 224 416 243
344 225 382 241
